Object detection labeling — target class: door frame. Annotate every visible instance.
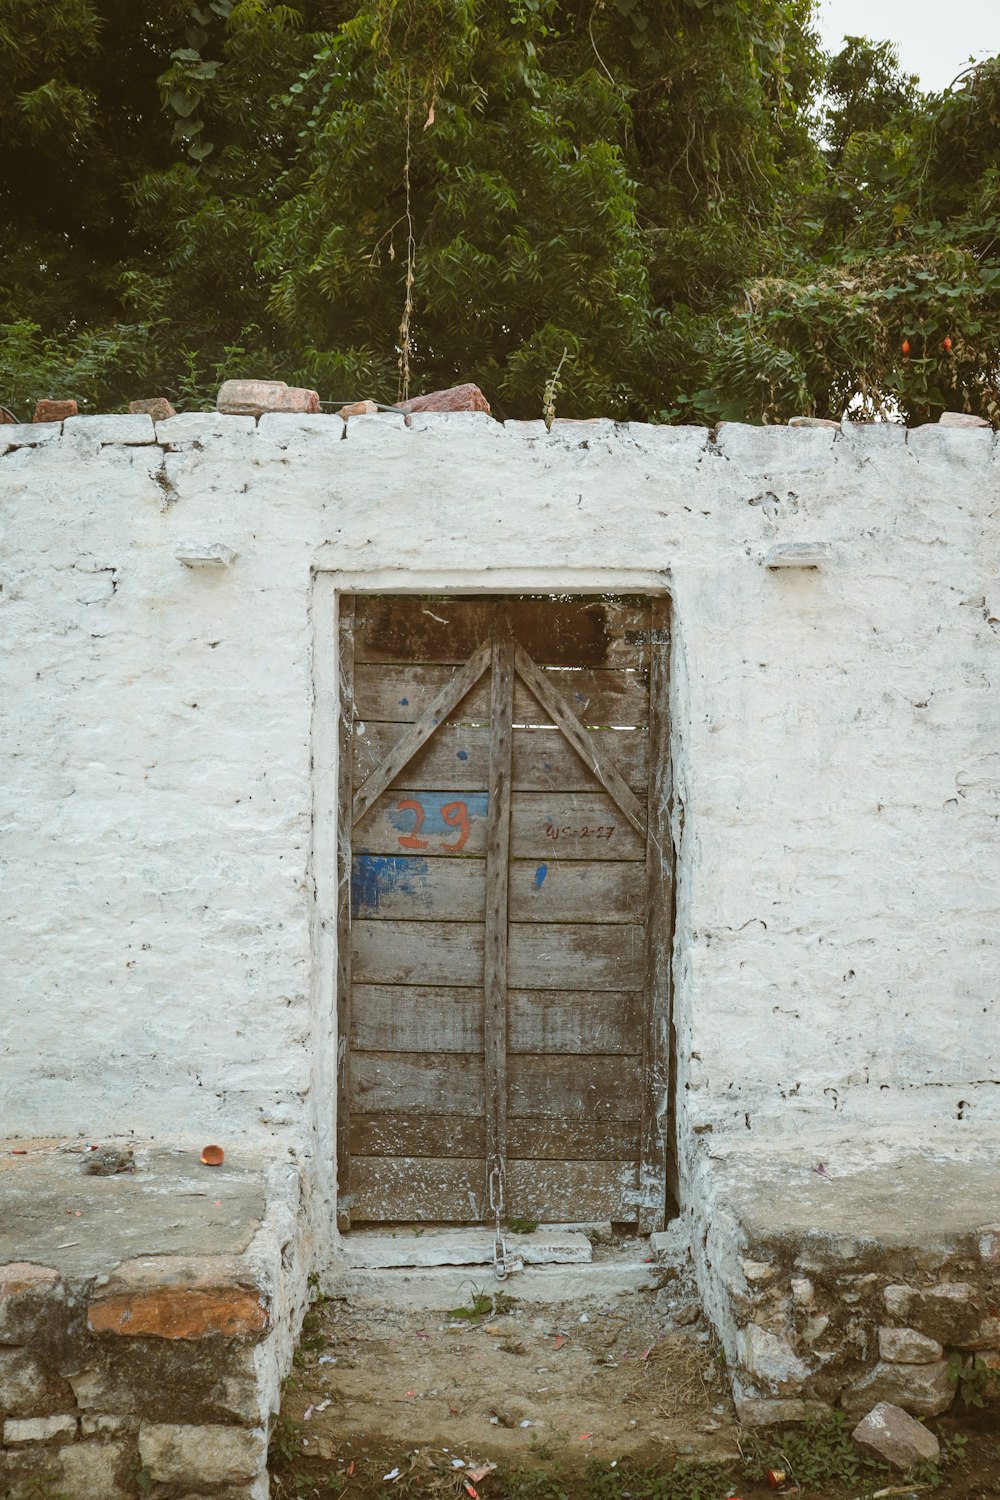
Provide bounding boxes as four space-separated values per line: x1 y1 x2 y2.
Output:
310 568 677 1239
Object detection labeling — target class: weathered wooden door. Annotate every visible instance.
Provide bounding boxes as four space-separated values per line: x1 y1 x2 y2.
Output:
337 595 671 1232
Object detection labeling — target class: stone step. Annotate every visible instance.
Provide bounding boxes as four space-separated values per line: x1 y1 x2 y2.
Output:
336 1227 592 1270
328 1260 658 1309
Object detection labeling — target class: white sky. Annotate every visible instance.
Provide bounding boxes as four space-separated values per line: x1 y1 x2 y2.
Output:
815 0 998 92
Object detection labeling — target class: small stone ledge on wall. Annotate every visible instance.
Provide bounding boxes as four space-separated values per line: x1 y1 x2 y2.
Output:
686 1141 1000 1426
0 1145 311 1500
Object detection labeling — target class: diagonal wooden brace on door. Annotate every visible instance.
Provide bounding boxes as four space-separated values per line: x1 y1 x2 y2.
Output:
351 639 492 825
512 643 648 838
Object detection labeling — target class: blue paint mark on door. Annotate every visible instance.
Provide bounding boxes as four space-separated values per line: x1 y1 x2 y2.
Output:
533 863 548 890
352 855 429 916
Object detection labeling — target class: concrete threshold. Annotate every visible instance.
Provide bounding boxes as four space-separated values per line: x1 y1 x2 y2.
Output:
337 1226 593 1269
327 1258 659 1308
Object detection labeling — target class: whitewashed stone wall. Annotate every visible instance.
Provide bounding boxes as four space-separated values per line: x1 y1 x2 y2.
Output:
3 410 999 1234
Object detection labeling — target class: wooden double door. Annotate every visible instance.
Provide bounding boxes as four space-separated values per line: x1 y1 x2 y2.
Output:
337 595 672 1231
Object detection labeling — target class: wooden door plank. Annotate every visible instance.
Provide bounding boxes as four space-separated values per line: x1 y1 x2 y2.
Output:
354 721 491 790
352 919 484 986
508 1055 642 1119
351 641 490 825
350 1051 485 1114
354 790 645 860
504 1159 639 1223
353 1116 641 1161
352 919 643 990
336 595 355 1232
514 644 647 838
507 922 645 992
507 989 644 1054
512 793 645 860
507 1119 640 1160
354 664 484 725
353 722 648 793
354 596 650 667
351 1157 487 1221
355 665 649 727
350 855 644 923
350 984 484 1052
484 613 515 1195
351 854 486 921
639 596 673 1232
536 671 648 729
350 1113 488 1157
514 727 646 794
508 860 645 923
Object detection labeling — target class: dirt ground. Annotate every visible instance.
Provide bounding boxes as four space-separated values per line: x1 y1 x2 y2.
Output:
273 1239 743 1496
281 1289 734 1463
272 1270 1000 1500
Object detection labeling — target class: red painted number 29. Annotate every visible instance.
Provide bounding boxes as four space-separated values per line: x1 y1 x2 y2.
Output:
440 800 470 851
396 799 470 853
395 799 428 849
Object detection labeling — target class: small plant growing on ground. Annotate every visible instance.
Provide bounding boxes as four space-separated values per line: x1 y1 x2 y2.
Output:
121 1461 154 1497
2 1480 70 1500
526 1432 556 1463
498 1461 733 1500
908 1431 969 1489
446 1280 517 1320
297 1305 326 1357
292 1272 330 1364
498 1467 568 1500
739 1410 890 1488
447 1281 494 1321
950 1351 1000 1407
581 1457 732 1500
942 1431 969 1464
269 1409 306 1468
269 1405 344 1500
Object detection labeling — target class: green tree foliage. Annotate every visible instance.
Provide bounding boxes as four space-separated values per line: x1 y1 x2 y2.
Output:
823 34 919 167
258 0 655 411
1 1 998 423
119 0 823 416
691 45 1000 425
0 0 189 325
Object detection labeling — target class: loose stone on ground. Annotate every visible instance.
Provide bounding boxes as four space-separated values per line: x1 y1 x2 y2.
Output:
852 1400 941 1469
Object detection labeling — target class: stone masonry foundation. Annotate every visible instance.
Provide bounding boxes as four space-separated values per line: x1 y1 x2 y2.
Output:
0 1145 310 1499
686 1137 1000 1424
